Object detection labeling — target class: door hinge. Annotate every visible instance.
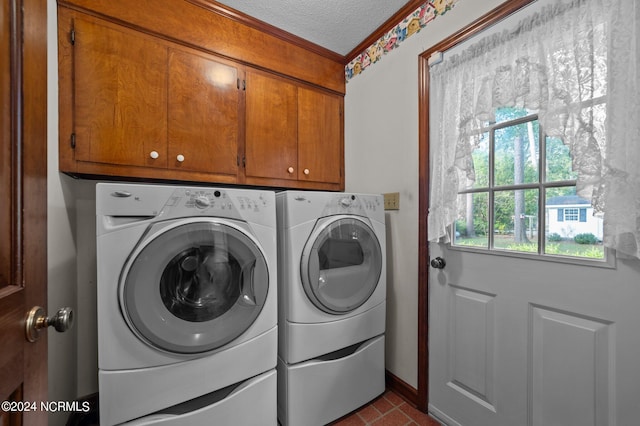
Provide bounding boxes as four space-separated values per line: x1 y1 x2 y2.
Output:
242 155 246 168
70 133 76 149
70 29 75 45
242 80 246 91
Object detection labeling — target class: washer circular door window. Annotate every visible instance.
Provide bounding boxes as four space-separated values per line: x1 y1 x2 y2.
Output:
121 220 268 354
301 216 382 314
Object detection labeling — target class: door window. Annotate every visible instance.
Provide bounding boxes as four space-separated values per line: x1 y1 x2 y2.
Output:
452 109 605 261
301 217 382 314
121 221 269 354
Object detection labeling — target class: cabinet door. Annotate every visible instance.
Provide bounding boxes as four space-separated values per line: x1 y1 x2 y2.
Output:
298 88 343 184
73 17 168 167
244 70 298 180
168 49 240 175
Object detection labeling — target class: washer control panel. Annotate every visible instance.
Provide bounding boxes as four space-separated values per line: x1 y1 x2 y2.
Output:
96 183 274 227
164 189 270 216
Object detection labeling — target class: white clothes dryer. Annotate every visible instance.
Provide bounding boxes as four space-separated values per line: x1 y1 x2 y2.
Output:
96 183 277 426
276 191 386 426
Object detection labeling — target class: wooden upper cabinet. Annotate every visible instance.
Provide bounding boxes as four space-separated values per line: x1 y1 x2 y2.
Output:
168 49 240 175
60 8 241 182
244 70 344 189
73 17 168 168
244 70 298 181
58 3 344 190
298 88 343 185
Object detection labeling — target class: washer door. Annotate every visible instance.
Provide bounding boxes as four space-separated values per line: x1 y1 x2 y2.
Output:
300 216 382 314
121 220 269 354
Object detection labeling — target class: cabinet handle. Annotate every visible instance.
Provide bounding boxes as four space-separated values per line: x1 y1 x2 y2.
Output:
303 168 310 175
176 154 185 162
287 167 294 174
149 151 159 159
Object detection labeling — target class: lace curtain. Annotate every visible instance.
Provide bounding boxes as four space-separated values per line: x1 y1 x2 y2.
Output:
428 0 640 259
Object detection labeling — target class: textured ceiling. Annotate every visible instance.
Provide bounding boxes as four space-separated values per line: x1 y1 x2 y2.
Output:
213 0 411 56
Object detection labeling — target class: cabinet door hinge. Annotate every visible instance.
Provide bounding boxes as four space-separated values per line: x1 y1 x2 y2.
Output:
242 155 246 168
70 133 76 149
70 29 75 45
242 80 246 91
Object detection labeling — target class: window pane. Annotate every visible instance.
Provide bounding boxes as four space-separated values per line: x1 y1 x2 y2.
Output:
493 189 539 253
454 192 489 248
471 132 489 188
494 107 530 124
545 136 577 181
544 187 604 259
494 120 539 186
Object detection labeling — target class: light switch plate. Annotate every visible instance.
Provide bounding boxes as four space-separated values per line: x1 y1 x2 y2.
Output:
383 192 400 210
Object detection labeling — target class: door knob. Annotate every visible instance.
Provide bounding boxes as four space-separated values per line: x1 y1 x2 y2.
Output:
25 306 74 343
430 257 446 269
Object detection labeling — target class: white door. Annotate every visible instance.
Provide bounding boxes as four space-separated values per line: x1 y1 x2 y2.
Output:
428 222 640 425
428 114 640 426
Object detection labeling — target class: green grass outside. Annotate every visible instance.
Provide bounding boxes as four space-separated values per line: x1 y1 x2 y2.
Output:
454 235 604 259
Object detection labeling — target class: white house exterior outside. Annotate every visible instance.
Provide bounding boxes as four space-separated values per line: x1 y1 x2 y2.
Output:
546 195 603 240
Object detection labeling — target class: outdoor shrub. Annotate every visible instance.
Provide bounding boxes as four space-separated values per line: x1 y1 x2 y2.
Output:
455 221 467 237
574 233 598 245
547 232 563 242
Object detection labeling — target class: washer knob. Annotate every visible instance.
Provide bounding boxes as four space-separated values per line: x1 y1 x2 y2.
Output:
195 196 210 209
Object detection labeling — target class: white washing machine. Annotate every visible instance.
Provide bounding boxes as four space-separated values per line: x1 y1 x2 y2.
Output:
276 191 386 426
96 183 277 426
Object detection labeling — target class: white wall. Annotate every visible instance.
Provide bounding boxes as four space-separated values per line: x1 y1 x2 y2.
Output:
344 0 508 388
47 2 99 424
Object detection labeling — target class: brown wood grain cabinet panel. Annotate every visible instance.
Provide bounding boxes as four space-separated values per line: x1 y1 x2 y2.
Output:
297 88 343 185
168 49 240 176
244 70 298 181
73 16 168 168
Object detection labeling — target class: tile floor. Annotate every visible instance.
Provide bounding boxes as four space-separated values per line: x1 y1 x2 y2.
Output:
330 389 442 426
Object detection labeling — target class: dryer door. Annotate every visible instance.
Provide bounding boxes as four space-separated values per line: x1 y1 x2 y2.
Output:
300 216 382 314
120 220 269 354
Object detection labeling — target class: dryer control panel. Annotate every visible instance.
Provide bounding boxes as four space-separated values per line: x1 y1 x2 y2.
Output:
321 194 382 218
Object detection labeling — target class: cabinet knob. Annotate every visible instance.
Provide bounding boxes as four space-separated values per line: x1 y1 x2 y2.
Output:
287 167 294 174
149 151 159 159
176 154 185 162
303 168 310 175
